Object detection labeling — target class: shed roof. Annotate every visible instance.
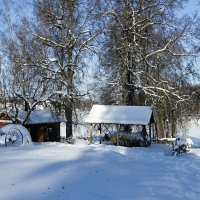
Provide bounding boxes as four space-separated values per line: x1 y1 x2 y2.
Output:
17 109 64 125
85 105 154 125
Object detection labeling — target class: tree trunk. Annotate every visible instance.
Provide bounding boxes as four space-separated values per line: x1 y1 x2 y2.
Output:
24 100 29 111
64 5 74 138
65 102 73 138
65 64 74 138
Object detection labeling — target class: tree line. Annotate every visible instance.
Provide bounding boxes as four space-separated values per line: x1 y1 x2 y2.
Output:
0 0 200 138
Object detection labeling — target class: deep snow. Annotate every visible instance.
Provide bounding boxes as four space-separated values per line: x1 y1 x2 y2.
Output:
1 118 200 200
1 142 200 200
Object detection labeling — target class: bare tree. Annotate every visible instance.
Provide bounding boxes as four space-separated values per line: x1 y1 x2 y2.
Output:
0 1 54 124
31 0 102 137
0 36 54 124
98 0 199 137
0 0 102 137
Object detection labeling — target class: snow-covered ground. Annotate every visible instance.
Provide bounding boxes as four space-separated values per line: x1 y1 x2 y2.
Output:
186 119 200 147
1 141 200 200
1 119 200 200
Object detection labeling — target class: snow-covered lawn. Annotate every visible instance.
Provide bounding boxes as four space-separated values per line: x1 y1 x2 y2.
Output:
1 142 200 200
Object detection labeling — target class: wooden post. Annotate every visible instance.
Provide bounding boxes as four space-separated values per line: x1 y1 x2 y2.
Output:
89 125 93 144
99 124 102 144
149 123 151 145
152 123 155 140
117 124 119 146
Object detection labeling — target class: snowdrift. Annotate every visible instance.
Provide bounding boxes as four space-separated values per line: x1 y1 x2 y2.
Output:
1 124 32 146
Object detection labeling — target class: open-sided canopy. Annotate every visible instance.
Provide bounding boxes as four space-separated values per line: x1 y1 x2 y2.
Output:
85 105 154 125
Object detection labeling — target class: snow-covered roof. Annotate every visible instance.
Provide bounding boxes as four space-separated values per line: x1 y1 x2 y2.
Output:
85 105 154 125
17 109 64 125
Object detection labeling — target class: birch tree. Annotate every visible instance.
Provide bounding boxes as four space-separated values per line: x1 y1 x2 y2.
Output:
0 1 54 124
98 0 198 137
31 0 102 137
0 0 102 137
1 0 101 137
0 34 54 124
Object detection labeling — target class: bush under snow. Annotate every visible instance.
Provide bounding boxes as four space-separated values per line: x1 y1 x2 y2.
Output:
1 124 32 146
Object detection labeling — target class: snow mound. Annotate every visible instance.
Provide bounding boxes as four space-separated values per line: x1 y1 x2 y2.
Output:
175 136 193 147
1 124 32 146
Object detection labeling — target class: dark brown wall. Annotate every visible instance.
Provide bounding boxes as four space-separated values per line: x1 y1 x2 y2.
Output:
25 123 61 142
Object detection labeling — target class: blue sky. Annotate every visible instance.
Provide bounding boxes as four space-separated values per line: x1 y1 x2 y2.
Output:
0 0 199 18
182 0 199 15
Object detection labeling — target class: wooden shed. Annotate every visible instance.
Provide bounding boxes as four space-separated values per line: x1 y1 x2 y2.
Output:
85 105 156 147
18 109 64 142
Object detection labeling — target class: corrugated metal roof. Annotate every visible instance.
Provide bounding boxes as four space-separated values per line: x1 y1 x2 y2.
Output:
85 105 154 125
